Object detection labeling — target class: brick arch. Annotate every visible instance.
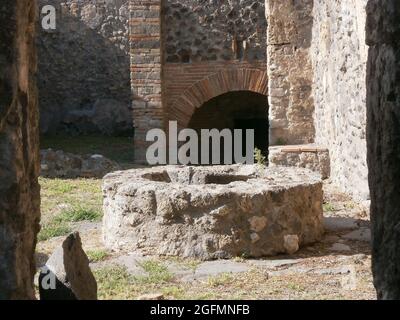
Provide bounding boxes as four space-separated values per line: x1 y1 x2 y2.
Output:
168 68 268 128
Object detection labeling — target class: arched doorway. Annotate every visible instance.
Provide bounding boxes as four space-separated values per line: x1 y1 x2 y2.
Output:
188 91 269 164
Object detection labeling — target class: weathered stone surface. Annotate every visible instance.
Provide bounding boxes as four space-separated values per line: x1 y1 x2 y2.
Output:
283 235 300 255
330 243 351 253
266 0 315 145
192 260 250 279
323 217 360 232
103 165 324 260
0 0 40 299
247 259 299 269
342 228 371 243
37 0 130 135
39 232 97 300
164 0 266 62
61 99 132 136
366 0 400 300
40 149 120 178
311 0 369 201
269 145 330 179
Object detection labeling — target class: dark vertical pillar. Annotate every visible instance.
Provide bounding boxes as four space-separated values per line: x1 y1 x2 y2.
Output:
366 0 400 299
0 0 40 299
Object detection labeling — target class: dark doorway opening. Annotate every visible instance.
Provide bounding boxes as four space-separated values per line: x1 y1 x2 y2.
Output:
188 91 269 164
234 118 269 156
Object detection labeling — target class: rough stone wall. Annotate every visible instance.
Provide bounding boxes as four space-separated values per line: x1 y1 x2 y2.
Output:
37 0 131 134
164 0 266 63
366 0 400 299
0 0 40 299
266 0 315 145
311 0 369 200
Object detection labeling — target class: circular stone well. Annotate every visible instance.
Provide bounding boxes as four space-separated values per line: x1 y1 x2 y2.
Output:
102 165 324 260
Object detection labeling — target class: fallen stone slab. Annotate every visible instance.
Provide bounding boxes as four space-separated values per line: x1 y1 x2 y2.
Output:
322 235 341 243
181 260 250 281
39 232 97 300
247 259 300 269
342 228 371 242
330 243 352 252
313 265 353 276
323 217 359 232
40 149 120 178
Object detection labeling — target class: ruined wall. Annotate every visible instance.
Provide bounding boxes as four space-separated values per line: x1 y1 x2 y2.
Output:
37 0 131 135
266 0 315 145
0 0 40 299
311 0 369 200
164 0 266 63
131 0 269 163
366 0 400 299
163 0 268 128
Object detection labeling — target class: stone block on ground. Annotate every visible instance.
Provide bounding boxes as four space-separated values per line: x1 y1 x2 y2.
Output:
40 149 120 178
269 145 330 179
39 232 97 300
342 228 371 243
102 165 324 260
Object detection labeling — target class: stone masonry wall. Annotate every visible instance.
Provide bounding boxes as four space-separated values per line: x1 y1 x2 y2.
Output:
0 0 41 299
266 0 315 145
37 0 131 135
164 0 266 63
311 0 370 200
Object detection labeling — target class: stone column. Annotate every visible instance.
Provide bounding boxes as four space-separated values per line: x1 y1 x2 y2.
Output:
266 0 315 145
366 0 400 300
0 0 40 299
130 0 163 164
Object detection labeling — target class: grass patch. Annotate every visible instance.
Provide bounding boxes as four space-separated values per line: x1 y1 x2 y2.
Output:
323 202 336 212
87 249 110 263
94 263 173 300
55 206 102 223
94 266 135 299
344 202 356 209
287 283 306 292
207 273 234 288
40 178 102 235
38 222 71 241
137 260 173 284
162 286 186 299
39 178 103 242
163 256 201 271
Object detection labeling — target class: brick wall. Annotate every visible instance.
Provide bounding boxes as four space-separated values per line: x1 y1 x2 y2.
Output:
164 61 268 128
130 0 163 162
